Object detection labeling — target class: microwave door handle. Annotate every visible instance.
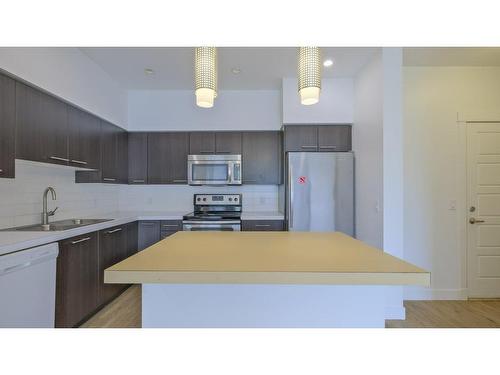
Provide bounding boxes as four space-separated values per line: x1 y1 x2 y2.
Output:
228 163 233 183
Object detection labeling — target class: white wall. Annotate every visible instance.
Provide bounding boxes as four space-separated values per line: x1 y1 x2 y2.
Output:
282 78 354 124
403 66 500 300
0 47 127 127
0 160 119 230
128 90 281 131
353 52 383 248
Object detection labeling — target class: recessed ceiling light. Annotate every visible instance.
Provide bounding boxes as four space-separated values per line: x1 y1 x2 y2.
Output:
231 68 241 74
323 59 333 67
144 68 154 75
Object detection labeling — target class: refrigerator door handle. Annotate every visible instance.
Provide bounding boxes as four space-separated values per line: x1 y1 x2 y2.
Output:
288 163 293 230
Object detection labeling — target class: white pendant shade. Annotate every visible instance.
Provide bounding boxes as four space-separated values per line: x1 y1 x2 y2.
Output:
195 47 217 108
298 47 321 105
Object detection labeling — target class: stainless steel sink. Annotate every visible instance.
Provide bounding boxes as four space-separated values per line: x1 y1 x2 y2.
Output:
2 218 113 232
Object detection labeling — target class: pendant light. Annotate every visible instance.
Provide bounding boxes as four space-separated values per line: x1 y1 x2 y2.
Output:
195 47 217 108
298 47 321 105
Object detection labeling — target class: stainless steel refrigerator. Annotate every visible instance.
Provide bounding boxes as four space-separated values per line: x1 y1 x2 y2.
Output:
286 152 354 235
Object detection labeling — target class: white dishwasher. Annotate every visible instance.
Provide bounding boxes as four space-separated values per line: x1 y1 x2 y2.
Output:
0 242 59 328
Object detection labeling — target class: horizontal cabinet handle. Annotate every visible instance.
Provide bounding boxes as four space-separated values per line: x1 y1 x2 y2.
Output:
103 178 116 182
50 156 70 162
70 159 88 165
162 224 180 227
71 237 91 245
141 223 157 226
319 145 337 149
0 169 3 173
199 151 214 154
300 145 317 149
131 179 145 183
106 228 122 234
255 224 271 227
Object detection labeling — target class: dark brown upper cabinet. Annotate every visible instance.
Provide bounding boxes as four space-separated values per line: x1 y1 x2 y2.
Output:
284 125 318 152
117 129 128 184
0 74 16 178
128 132 148 184
16 82 69 165
189 132 242 155
100 120 128 184
68 106 101 170
189 131 215 154
284 125 352 152
242 131 281 185
215 132 242 154
318 125 352 152
148 132 189 184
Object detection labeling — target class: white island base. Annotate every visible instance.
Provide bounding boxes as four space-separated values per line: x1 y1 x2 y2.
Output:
142 284 391 328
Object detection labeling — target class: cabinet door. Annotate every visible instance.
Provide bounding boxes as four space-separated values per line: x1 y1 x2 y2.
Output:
56 232 99 328
39 93 69 164
125 221 139 257
148 132 189 184
242 131 281 184
128 132 148 184
15 82 43 162
189 132 215 154
284 125 318 152
68 107 101 169
215 132 242 154
318 125 352 151
117 129 128 183
0 74 15 178
138 221 161 251
100 121 118 183
160 220 182 239
242 220 284 231
99 225 128 306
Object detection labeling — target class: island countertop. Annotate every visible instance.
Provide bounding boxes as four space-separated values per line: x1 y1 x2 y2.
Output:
104 232 430 286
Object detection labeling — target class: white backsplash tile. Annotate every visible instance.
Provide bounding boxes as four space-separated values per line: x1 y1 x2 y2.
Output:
0 160 280 229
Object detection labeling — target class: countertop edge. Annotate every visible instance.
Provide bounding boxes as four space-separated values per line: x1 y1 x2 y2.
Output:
104 270 431 286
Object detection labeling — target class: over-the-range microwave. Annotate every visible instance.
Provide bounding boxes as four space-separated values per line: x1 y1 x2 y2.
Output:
187 154 242 185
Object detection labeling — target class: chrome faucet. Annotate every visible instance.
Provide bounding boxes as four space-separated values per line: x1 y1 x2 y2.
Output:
42 187 58 227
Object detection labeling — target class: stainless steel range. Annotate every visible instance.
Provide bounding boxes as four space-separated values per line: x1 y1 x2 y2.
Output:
182 194 242 231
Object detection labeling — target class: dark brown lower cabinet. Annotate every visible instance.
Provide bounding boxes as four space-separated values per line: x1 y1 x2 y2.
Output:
138 221 161 251
160 220 182 239
55 232 99 328
242 220 284 231
126 221 139 257
98 225 128 306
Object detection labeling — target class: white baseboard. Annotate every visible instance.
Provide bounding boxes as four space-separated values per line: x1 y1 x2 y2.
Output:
385 305 406 320
404 286 467 300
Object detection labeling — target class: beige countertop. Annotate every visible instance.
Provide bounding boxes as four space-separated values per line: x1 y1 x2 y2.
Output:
105 232 430 286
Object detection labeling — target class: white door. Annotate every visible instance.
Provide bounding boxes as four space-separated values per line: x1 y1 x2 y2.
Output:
467 123 500 297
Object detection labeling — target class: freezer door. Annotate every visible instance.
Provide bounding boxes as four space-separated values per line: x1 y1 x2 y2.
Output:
287 152 354 235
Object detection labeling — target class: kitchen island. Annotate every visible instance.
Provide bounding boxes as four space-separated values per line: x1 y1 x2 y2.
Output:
105 232 430 328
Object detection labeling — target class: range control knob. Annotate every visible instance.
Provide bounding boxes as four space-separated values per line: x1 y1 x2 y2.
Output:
197 197 201 201
228 197 233 201
234 197 238 201
203 198 207 201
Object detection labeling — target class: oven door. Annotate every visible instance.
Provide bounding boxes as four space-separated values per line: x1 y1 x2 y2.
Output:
182 221 241 231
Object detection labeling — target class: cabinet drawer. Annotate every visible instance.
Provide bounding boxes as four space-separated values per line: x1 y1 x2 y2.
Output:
242 220 284 231
160 220 182 231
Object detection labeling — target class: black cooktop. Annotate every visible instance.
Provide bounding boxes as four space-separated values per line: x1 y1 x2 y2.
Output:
183 211 242 221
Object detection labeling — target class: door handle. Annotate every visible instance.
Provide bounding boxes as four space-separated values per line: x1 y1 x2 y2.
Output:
106 228 122 234
469 218 485 224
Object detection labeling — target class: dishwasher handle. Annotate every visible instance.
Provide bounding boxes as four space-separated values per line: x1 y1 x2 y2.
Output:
0 243 59 276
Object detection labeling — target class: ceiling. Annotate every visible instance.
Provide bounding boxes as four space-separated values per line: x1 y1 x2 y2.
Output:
404 47 500 66
80 47 380 90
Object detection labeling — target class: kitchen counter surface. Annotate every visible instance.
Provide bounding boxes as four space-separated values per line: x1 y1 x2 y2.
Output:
0 211 186 256
105 231 430 286
241 211 284 220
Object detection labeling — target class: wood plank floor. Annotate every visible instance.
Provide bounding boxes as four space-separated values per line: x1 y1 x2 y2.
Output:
79 286 500 328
